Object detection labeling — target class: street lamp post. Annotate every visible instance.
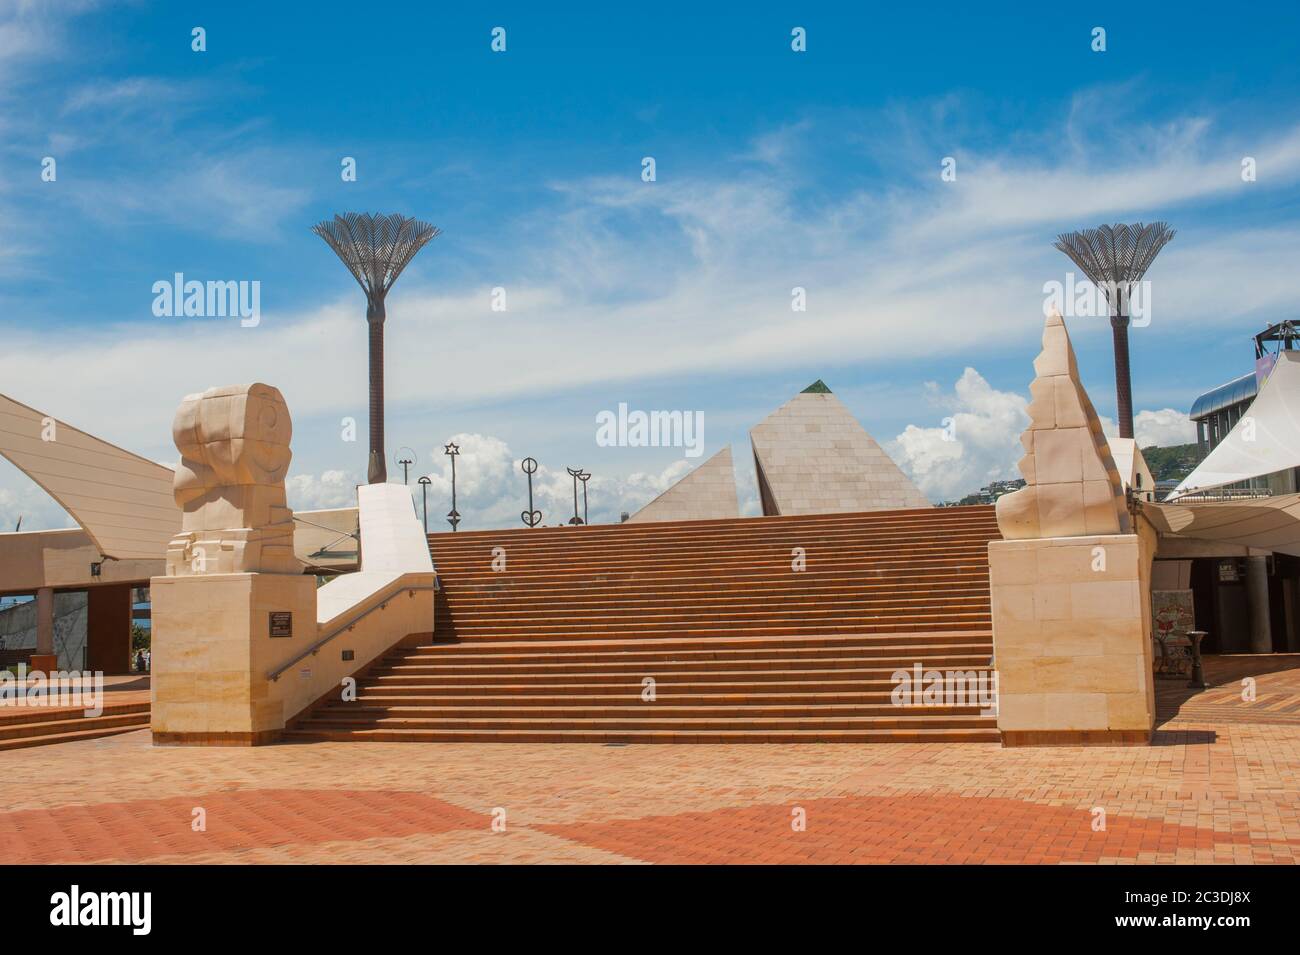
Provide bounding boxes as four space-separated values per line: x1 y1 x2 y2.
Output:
520 457 541 527
417 475 431 534
1054 222 1175 439
395 447 416 486
312 213 440 483
444 442 461 531
578 471 591 525
566 467 585 525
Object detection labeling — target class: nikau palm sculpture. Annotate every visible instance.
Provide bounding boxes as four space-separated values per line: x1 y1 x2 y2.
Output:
313 213 440 483
1054 222 1175 439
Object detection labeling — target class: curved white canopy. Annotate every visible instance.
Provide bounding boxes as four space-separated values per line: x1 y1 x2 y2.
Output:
0 393 179 560
1141 494 1300 557
1172 351 1300 498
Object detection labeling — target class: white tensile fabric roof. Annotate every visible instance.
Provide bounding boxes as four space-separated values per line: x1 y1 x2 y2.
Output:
1141 494 1300 557
1172 350 1300 498
0 393 180 560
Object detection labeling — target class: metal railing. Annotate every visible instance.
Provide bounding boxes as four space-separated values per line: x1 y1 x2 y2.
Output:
267 582 436 682
1165 488 1273 503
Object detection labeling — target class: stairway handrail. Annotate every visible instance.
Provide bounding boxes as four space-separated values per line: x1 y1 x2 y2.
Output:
267 580 436 683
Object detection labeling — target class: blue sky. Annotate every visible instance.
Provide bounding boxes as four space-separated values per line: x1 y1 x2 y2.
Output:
2 0 1300 530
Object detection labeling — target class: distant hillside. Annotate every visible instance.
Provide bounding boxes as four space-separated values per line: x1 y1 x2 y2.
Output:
943 443 1204 506
1140 443 1205 482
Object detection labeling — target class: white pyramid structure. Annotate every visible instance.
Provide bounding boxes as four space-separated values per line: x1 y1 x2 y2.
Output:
627 447 741 523
749 381 930 515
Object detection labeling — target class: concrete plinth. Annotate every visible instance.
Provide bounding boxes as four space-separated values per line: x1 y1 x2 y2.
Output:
150 572 317 745
989 533 1155 746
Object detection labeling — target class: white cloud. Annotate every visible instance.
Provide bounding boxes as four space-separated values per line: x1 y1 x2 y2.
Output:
0 457 76 531
285 469 358 511
890 368 1029 502
1135 409 1197 447
1098 408 1197 448
891 370 1197 501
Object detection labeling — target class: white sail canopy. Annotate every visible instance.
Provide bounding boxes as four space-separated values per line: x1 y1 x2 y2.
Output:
0 393 179 560
1171 350 1300 498
1141 494 1300 557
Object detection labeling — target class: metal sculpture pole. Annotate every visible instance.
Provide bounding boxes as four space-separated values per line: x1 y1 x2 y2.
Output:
578 470 591 524
520 457 541 527
444 442 461 531
396 447 415 486
417 475 431 533
566 467 585 525
1054 222 1175 439
312 213 440 483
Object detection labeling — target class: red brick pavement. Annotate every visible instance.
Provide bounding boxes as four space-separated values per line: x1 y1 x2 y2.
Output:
0 655 1296 864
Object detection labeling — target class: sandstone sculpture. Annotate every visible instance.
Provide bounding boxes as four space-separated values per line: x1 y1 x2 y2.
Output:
995 309 1130 539
165 383 301 576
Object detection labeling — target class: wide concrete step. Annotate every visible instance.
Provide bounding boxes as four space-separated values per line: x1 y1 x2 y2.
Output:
428 617 992 640
283 726 1002 744
310 702 989 719
435 594 989 621
297 714 995 732
374 653 992 678
439 580 990 606
382 641 991 669
0 717 149 750
438 579 991 605
430 540 995 568
402 631 993 658
432 553 990 580
0 701 150 728
357 671 992 695
350 689 979 706
379 645 994 674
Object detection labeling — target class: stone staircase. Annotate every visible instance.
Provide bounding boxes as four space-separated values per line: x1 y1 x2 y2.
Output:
0 699 150 751
285 506 1002 743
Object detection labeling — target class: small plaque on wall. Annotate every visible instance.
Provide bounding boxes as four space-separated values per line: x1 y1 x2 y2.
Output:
269 611 293 638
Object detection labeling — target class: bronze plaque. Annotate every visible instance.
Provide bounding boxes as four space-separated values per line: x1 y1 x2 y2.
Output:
269 611 293 638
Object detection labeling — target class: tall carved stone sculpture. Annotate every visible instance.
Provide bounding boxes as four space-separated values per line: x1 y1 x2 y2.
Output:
996 308 1129 539
152 383 315 745
165 384 300 577
987 308 1155 747
152 381 436 747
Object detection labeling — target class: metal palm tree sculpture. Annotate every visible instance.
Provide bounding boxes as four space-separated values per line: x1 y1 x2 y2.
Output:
1054 222 1175 439
312 213 440 483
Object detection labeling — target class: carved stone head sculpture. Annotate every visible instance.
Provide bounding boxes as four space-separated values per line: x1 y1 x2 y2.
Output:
165 383 301 576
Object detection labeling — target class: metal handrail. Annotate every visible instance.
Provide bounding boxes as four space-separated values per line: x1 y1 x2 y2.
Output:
267 582 436 682
293 514 360 539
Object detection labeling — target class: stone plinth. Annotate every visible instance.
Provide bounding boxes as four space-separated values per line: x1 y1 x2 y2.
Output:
990 534 1155 746
151 572 317 745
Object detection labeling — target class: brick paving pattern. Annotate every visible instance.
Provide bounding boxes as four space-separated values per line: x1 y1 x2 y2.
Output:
0 654 1296 864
